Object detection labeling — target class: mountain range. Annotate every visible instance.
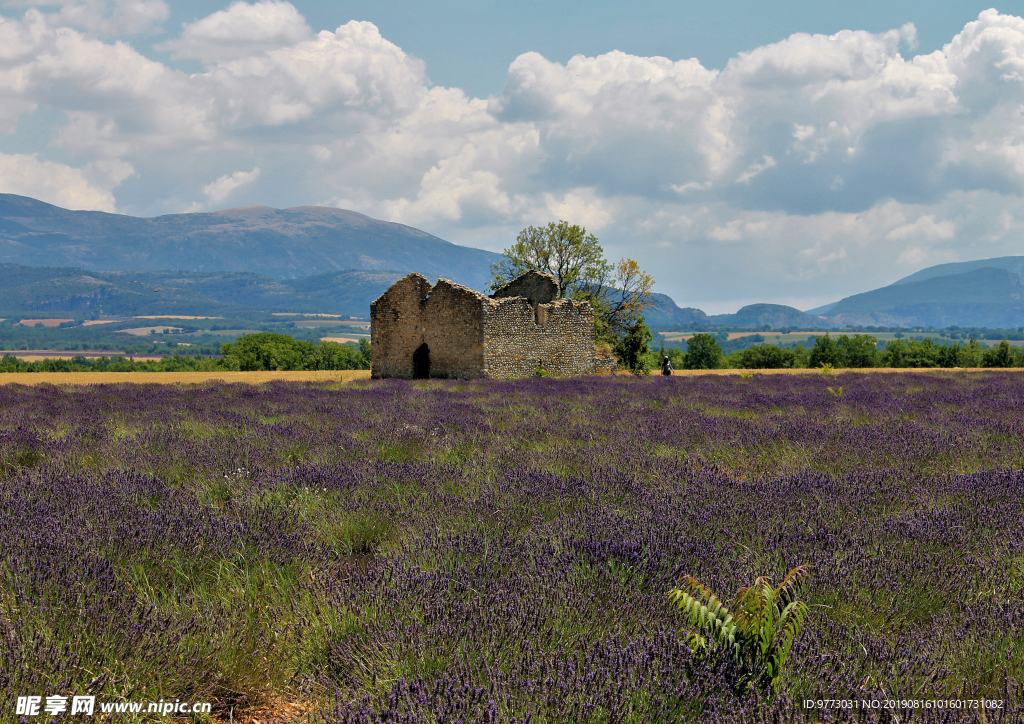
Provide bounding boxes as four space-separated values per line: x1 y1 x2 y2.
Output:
0 193 500 290
704 262 1024 330
1 193 1021 329
0 264 407 318
807 260 1024 328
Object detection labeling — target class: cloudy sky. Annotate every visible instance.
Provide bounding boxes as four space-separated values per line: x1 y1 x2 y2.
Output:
0 0 1022 311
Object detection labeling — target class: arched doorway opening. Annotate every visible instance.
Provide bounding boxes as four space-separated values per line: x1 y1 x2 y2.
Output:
413 343 430 379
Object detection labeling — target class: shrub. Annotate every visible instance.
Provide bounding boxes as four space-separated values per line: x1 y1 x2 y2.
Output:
614 317 653 375
669 565 812 693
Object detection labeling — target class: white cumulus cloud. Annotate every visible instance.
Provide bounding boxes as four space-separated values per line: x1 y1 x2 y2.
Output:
4 0 168 35
203 167 260 205
5 5 1024 308
0 152 124 210
158 0 310 61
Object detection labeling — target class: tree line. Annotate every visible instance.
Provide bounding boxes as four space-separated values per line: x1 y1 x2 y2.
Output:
0 334 372 373
665 333 1024 370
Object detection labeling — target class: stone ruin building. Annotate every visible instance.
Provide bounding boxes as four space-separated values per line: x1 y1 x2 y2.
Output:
370 270 617 379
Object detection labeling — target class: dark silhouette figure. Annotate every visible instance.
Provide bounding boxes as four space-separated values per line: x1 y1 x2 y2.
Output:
661 355 673 376
413 343 431 379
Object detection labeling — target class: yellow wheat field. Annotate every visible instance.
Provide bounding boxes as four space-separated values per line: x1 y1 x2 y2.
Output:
2 367 1021 386
665 367 1024 376
0 370 373 386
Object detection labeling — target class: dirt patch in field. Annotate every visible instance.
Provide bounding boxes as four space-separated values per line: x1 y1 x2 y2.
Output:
0 370 372 386
4 352 164 361
17 318 73 327
320 336 365 343
211 698 311 724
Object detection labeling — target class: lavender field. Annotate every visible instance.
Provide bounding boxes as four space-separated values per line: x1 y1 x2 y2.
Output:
2 373 1023 722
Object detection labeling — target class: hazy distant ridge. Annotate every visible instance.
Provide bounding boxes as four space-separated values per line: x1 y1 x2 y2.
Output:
891 256 1024 286
0 264 408 318
4 193 1023 329
820 264 1024 328
0 194 502 290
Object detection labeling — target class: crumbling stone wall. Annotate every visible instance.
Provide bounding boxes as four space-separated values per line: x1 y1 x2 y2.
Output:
369 273 432 379
370 270 615 379
482 297 601 378
421 279 486 379
491 270 559 308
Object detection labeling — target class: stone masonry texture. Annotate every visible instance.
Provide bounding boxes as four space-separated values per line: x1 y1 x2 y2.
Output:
370 270 617 380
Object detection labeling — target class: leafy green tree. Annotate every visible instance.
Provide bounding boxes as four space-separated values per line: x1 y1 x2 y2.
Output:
959 338 983 367
615 317 653 375
221 333 371 371
881 338 909 367
490 221 655 342
881 338 944 368
732 344 797 369
669 566 812 693
790 344 811 368
684 333 722 370
936 342 961 368
221 333 315 371
578 257 656 341
316 339 372 370
836 334 878 367
982 339 1022 368
808 334 842 368
490 221 607 297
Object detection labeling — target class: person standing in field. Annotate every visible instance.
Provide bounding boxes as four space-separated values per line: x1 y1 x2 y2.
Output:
661 355 673 376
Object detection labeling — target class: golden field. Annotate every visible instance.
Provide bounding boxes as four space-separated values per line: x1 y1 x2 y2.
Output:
1 367 1021 386
0 370 373 386
666 367 1024 376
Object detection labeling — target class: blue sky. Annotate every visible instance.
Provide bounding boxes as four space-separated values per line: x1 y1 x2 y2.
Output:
0 1 1022 311
160 1 998 99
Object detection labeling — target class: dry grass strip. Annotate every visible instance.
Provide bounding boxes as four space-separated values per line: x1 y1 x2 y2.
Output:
667 367 1024 376
2 367 1022 386
0 370 372 386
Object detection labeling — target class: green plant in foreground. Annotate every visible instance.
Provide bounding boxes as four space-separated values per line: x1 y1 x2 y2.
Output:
827 386 844 397
669 565 812 693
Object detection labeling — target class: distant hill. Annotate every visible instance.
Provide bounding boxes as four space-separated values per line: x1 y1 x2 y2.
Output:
644 293 710 327
0 194 502 289
891 256 1024 286
0 264 406 318
807 256 1024 326
826 267 1024 327
805 302 838 315
710 303 834 328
